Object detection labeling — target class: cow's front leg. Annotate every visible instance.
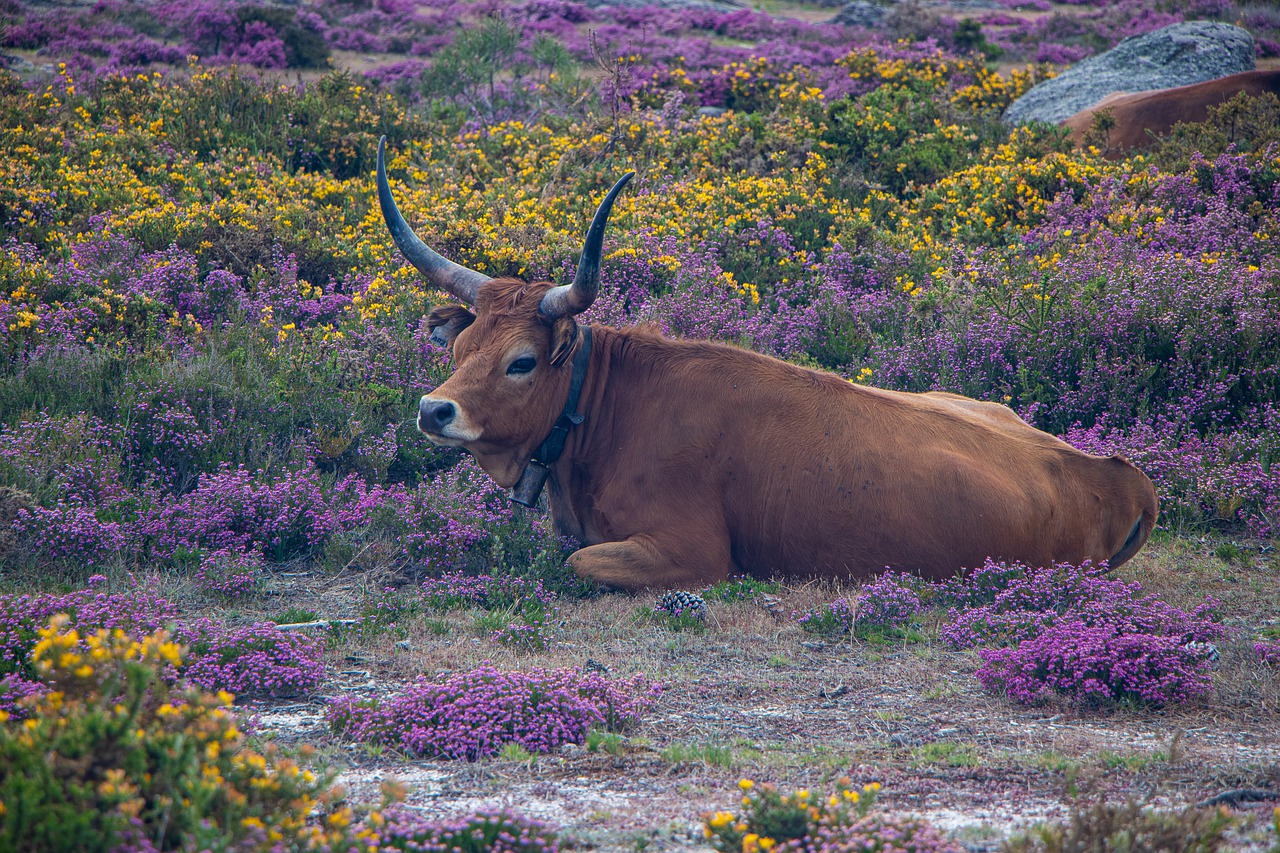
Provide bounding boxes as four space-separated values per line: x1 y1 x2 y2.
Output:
568 533 731 592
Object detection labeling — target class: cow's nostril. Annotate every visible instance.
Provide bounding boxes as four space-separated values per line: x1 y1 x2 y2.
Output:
419 399 456 430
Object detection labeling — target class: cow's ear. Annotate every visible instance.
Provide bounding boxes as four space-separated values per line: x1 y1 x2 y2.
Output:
427 305 475 350
548 316 581 368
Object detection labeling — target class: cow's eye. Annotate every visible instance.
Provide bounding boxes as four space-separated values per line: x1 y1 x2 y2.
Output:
507 357 536 376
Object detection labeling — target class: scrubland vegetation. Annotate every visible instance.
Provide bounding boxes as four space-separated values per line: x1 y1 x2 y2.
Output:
1 0 1279 850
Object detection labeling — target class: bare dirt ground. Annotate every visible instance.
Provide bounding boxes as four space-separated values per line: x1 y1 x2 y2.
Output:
198 537 1280 851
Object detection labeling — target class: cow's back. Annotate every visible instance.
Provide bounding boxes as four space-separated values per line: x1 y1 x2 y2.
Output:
563 329 1157 580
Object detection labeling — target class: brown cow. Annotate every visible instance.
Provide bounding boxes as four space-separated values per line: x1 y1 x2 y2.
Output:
377 139 1158 592
1061 70 1280 158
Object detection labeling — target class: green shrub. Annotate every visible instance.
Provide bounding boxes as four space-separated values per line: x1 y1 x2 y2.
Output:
704 780 960 853
1001 799 1233 853
0 616 360 852
1149 92 1280 173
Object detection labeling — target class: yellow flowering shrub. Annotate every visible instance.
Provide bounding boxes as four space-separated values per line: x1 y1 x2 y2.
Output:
705 779 882 853
0 616 370 852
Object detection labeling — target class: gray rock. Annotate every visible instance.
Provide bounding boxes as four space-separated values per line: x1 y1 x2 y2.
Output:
697 106 727 117
581 0 746 10
1004 21 1256 126
833 1 894 27
0 53 35 73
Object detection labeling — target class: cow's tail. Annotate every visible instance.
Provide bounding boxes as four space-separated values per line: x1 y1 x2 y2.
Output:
1108 455 1159 568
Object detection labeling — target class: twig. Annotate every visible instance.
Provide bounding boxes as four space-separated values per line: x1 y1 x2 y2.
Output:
1193 789 1280 809
275 619 359 631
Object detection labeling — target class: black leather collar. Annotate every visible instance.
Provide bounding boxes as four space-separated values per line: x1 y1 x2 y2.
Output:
508 325 592 507
534 324 592 467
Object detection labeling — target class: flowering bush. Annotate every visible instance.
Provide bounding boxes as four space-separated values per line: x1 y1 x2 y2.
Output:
0 616 361 851
144 464 339 561
936 560 1028 609
940 561 1224 650
798 574 921 638
798 598 855 638
327 665 661 760
378 807 561 853
178 619 326 698
0 581 176 679
975 621 1216 707
0 582 324 699
705 779 962 853
854 573 922 629
194 547 263 598
1256 640 1280 667
939 560 1225 707
0 673 44 723
13 500 129 567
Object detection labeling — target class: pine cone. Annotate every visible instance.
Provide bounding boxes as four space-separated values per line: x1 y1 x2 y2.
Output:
656 591 707 620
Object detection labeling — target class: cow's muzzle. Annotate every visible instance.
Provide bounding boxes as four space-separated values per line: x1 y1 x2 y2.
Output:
418 397 457 433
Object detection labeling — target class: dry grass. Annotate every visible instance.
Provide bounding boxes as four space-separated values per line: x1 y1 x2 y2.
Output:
133 533 1278 849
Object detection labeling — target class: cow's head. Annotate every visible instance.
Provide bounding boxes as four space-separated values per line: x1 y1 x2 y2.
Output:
377 137 633 487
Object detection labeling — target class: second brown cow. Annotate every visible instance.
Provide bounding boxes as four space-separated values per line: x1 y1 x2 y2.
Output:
1062 70 1280 158
378 139 1159 592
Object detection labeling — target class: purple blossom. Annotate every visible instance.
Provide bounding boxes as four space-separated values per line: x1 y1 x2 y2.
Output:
940 560 1224 651
194 547 262 598
177 619 325 698
976 621 1215 707
378 807 561 853
328 664 661 760
779 813 965 853
1256 640 1280 667
854 573 922 629
0 673 47 722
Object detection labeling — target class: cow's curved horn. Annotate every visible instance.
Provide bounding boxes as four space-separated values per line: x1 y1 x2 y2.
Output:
377 136 490 306
539 171 635 319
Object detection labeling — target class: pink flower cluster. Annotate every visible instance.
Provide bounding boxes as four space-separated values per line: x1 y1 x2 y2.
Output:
144 464 342 560
0 673 46 722
327 664 661 760
0 581 177 676
853 573 922 629
377 807 561 853
940 560 1223 650
797 597 856 637
177 618 325 698
0 582 325 700
193 547 262 598
1256 640 1280 667
975 623 1215 707
797 572 920 636
780 813 964 853
940 560 1224 707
